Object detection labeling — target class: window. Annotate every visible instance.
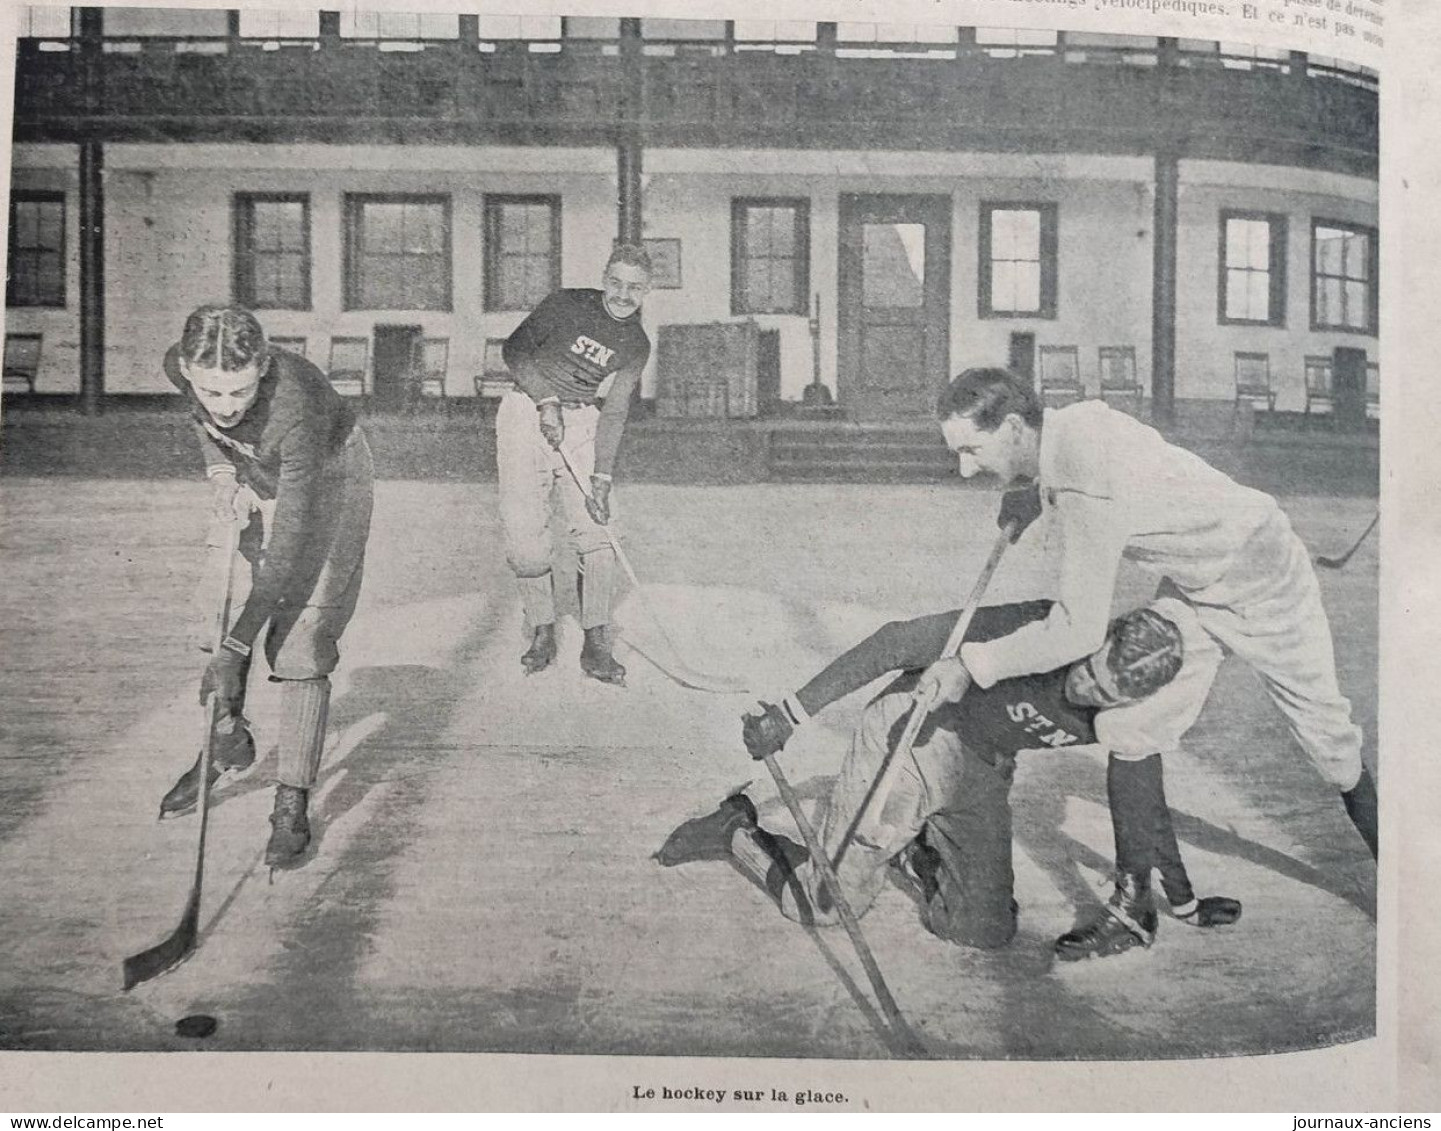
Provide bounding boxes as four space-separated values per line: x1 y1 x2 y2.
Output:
232 194 311 310
483 196 561 312
979 203 1057 319
7 192 65 308
238 10 320 40
1219 210 1286 326
1312 220 1377 333
344 195 452 311
731 198 809 315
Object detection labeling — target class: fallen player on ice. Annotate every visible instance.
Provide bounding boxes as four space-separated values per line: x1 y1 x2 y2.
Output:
657 598 1241 959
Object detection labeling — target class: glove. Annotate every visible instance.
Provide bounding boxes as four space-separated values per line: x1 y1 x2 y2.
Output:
537 400 565 450
586 476 612 525
199 639 251 715
210 473 261 523
1341 766 1378 859
742 701 795 761
997 483 1043 543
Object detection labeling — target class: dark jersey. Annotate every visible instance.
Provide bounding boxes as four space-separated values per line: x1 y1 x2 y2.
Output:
502 288 652 476
166 345 359 648
795 602 1098 762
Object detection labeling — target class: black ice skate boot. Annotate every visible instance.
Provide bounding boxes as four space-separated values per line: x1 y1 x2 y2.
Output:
654 791 759 865
1054 871 1158 961
520 623 557 675
580 625 626 686
1170 895 1243 928
265 784 311 868
158 715 257 819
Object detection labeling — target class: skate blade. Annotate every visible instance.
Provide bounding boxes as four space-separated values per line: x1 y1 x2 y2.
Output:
156 764 253 822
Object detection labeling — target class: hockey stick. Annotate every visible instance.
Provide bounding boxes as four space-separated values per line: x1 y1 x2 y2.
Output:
554 446 751 695
1316 511 1378 569
761 751 927 1059
832 522 1016 872
122 519 241 991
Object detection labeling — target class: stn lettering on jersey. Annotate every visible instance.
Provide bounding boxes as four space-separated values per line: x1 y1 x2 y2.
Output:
1005 700 1081 748
570 336 617 368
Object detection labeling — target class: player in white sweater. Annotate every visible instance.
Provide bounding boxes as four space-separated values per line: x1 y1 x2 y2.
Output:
922 367 1376 955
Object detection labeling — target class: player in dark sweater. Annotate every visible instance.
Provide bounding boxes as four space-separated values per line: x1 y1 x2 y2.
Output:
497 243 653 684
658 598 1239 951
158 306 374 868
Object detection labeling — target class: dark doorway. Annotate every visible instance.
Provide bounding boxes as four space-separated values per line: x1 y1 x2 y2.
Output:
372 324 423 409
1009 331 1036 385
837 194 951 420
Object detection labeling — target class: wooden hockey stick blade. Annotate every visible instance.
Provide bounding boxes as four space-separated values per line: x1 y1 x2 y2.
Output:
1315 512 1378 569
762 752 927 1059
121 883 202 991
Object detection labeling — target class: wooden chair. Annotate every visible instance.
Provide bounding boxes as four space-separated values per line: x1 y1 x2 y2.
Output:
1366 361 1380 420
1037 345 1084 405
2 333 42 395
269 336 308 359
1233 351 1275 418
327 336 369 397
1303 354 1333 424
419 337 449 407
474 337 516 399
1097 346 1141 411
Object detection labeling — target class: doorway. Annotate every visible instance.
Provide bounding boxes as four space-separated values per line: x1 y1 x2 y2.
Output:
372 323 423 409
837 194 952 420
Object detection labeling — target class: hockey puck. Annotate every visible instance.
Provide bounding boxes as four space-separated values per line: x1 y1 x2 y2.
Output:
175 1014 218 1039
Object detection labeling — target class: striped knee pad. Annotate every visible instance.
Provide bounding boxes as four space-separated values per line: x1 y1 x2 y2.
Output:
516 571 556 629
578 549 617 630
277 677 330 789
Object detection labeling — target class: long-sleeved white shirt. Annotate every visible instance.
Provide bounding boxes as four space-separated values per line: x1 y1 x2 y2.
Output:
960 400 1278 688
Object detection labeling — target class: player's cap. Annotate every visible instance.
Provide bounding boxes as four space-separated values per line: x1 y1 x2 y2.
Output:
1104 607 1184 699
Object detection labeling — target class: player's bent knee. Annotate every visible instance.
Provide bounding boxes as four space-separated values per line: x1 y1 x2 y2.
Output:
926 897 1018 949
267 616 342 681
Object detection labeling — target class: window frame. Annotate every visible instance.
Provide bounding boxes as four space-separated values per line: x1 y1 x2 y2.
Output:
482 194 562 313
730 196 811 316
977 201 1058 320
7 190 67 309
232 192 312 311
343 192 454 312
1310 217 1378 335
1217 209 1288 328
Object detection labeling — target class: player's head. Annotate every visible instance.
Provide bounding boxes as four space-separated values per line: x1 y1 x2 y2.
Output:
1064 606 1184 709
602 243 653 321
937 368 1043 485
179 305 270 429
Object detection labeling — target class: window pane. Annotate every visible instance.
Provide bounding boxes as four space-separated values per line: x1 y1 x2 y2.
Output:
1315 229 1344 275
1012 262 1041 312
767 260 795 312
745 259 772 311
403 205 444 254
14 203 39 247
863 222 924 308
1344 232 1368 278
1225 270 1247 319
1318 277 1343 324
1247 271 1270 321
1345 280 1368 325
363 204 405 253
993 209 1040 259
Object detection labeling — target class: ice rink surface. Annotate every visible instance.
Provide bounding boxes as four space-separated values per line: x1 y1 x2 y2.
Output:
0 478 1377 1059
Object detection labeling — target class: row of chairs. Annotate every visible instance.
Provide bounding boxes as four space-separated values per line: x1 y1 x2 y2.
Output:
296 334 449 399
1033 343 1380 421
1036 345 1143 408
1237 351 1380 420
